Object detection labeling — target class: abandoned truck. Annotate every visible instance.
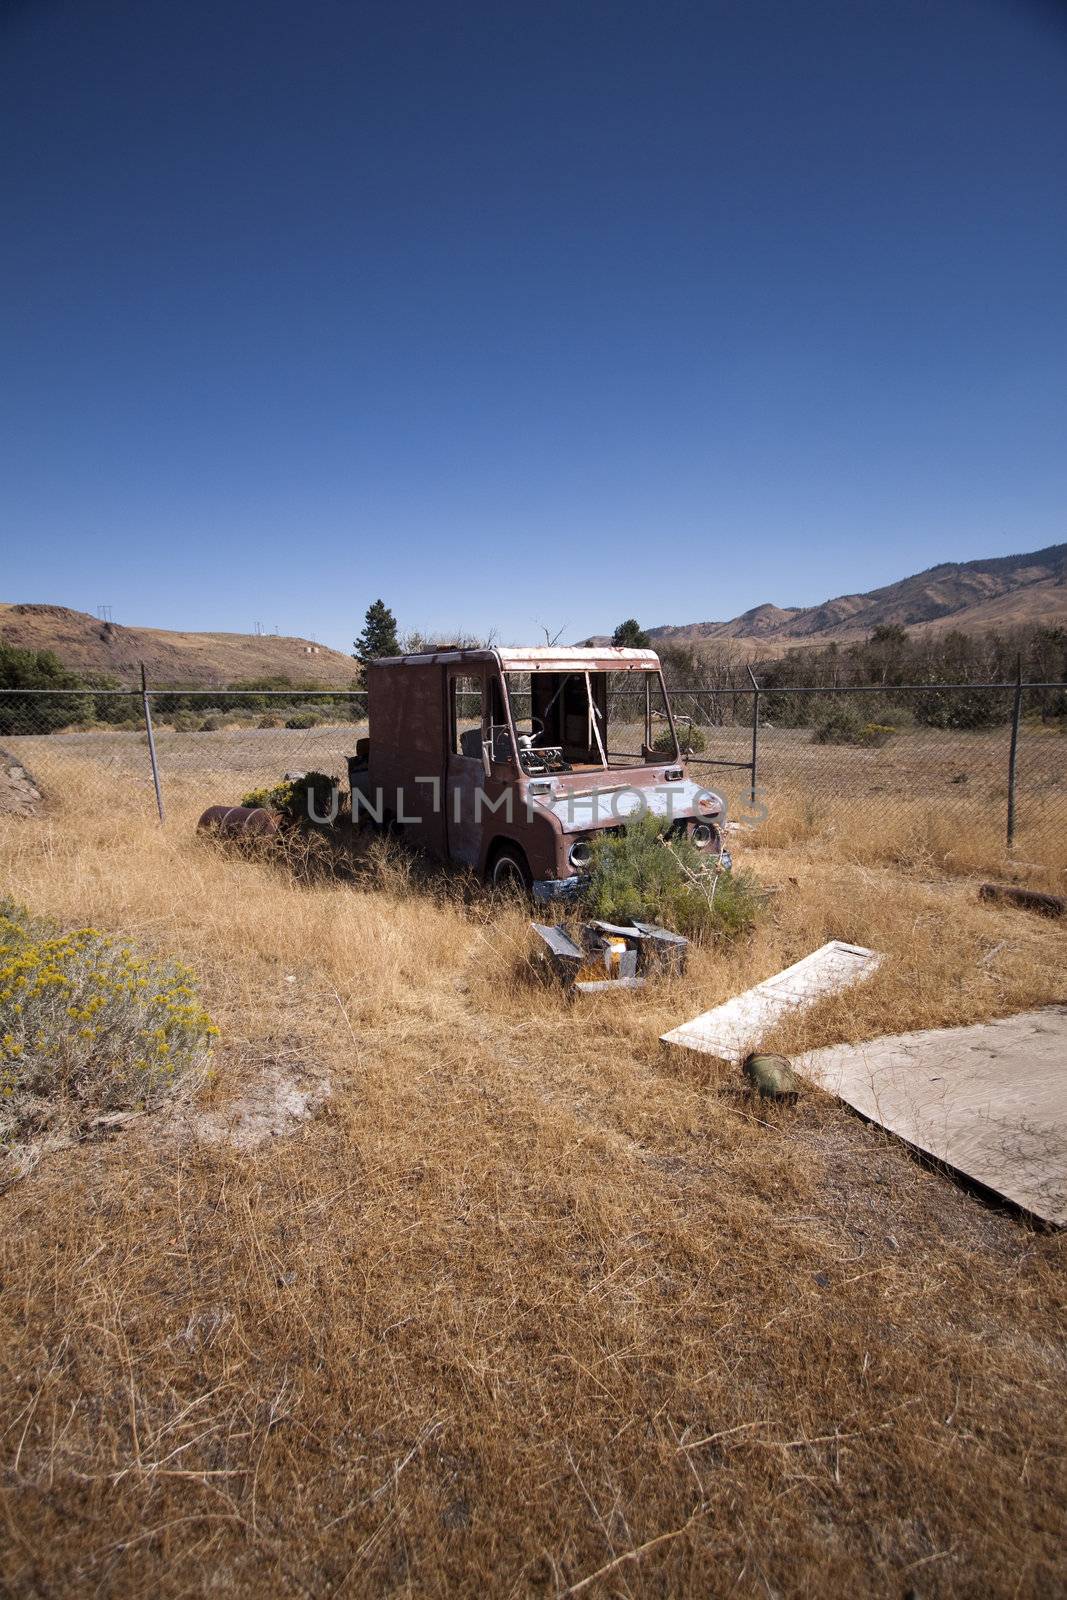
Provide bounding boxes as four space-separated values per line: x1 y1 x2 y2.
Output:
347 645 728 900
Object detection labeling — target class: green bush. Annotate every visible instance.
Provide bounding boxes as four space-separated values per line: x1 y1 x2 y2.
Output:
911 686 1008 730
239 771 338 822
285 711 321 729
811 699 896 747
654 722 707 755
0 642 94 734
0 902 216 1155
240 781 293 811
87 680 139 725
761 689 912 731
582 812 762 941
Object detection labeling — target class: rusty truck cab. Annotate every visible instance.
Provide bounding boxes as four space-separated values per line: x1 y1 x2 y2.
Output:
355 646 726 899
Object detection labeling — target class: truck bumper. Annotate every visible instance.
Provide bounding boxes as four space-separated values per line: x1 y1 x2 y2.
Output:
532 874 582 903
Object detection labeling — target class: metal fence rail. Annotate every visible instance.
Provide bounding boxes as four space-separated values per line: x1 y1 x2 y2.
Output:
1 678 1064 866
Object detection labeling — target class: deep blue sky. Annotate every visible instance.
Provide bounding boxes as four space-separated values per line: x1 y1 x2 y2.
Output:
2 0 1064 649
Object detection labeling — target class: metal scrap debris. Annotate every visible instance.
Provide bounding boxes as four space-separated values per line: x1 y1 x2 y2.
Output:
531 919 688 993
979 883 1065 919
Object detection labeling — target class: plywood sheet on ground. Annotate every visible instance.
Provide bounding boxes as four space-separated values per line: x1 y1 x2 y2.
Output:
661 941 882 1064
797 1008 1067 1226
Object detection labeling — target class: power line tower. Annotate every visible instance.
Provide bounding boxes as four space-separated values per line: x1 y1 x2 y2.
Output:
97 605 113 623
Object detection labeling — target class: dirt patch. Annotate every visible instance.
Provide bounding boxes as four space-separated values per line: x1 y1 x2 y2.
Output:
185 1058 331 1149
1 1059 332 1192
0 745 42 817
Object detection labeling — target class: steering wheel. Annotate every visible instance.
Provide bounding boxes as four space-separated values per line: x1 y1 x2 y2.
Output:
518 715 544 748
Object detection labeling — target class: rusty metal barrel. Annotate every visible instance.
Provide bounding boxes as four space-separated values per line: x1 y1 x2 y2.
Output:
197 805 282 838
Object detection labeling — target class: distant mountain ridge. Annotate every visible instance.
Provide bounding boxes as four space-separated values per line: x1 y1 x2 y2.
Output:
6 542 1065 683
0 603 359 688
642 543 1067 647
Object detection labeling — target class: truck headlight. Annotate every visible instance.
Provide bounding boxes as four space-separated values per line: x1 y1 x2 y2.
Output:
691 823 713 849
569 839 593 870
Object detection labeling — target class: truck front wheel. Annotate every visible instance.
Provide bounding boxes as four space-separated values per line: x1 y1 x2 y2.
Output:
487 844 532 894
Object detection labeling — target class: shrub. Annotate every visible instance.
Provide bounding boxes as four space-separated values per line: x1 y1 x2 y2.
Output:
582 812 762 940
654 722 707 755
0 902 216 1157
811 699 896 747
859 722 895 747
286 771 340 824
258 714 282 729
0 642 94 735
239 771 338 822
912 686 1008 730
240 781 291 810
88 682 140 725
199 714 223 732
285 711 321 729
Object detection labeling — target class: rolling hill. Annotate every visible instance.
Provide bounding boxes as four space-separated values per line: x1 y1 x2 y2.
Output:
7 542 1065 683
633 543 1067 649
0 604 360 688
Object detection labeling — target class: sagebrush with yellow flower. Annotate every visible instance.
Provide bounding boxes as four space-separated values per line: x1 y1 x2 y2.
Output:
0 901 217 1153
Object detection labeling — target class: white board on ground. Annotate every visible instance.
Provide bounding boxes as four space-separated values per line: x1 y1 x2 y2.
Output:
661 941 882 1064
796 1008 1067 1227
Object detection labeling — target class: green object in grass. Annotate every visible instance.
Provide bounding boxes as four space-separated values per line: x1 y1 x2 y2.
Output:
744 1053 800 1099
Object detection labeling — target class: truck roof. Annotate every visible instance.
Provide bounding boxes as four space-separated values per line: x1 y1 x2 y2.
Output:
373 645 662 672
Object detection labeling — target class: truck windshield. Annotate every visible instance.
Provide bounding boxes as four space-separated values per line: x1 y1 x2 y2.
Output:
501 670 679 772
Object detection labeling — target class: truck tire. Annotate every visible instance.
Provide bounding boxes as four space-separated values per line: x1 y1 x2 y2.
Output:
488 844 532 894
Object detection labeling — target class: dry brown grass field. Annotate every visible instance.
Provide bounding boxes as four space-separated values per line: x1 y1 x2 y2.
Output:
1 756 1065 1597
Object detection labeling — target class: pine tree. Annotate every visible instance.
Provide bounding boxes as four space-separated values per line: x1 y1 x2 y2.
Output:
612 618 650 649
353 600 400 664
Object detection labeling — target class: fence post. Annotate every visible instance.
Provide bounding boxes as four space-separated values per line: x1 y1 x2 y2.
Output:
748 667 760 806
1006 654 1022 851
141 663 165 824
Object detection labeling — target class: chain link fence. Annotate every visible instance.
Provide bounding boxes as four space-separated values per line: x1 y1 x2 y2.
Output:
1 682 1064 871
677 681 1066 870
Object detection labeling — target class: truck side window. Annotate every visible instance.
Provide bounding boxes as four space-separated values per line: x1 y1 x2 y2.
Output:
450 675 484 759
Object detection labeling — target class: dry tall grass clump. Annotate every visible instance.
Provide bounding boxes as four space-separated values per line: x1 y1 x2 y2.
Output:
0 788 1064 1597
746 786 1067 889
